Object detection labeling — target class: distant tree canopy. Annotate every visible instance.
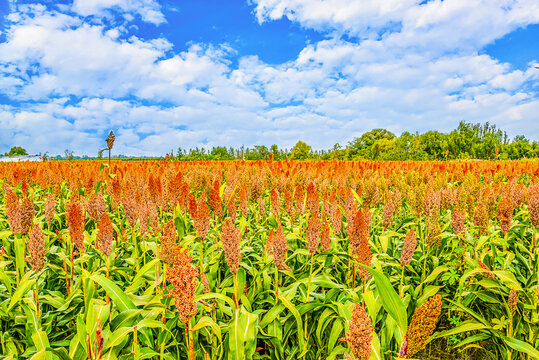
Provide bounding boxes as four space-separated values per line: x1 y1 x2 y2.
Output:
4 146 28 156
168 121 538 161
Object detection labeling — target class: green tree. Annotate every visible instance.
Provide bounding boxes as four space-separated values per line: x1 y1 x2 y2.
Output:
290 141 312 160
5 146 28 156
348 129 395 158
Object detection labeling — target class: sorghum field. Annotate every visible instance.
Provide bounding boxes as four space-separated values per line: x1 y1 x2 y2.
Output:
1 160 539 360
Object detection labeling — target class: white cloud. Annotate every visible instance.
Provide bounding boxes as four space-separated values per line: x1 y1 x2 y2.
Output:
0 1 537 156
72 0 165 25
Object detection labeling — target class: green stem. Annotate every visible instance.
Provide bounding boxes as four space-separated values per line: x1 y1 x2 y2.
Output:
233 272 239 309
399 265 405 298
306 256 314 302
132 227 139 272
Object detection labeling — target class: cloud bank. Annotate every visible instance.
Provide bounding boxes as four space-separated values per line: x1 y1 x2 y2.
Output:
0 0 538 155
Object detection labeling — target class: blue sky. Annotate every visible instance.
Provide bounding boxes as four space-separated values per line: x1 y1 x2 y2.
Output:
0 0 538 156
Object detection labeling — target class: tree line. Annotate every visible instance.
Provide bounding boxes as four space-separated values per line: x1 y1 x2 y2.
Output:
173 121 539 161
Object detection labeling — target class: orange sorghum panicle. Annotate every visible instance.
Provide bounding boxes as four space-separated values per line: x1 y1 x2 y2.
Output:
28 223 46 272
497 197 513 235
19 197 35 236
321 220 330 252
344 304 373 360
86 192 106 222
404 295 442 358
270 188 280 217
528 184 539 228
306 215 321 255
165 246 199 323
221 218 241 274
98 213 114 256
44 194 55 226
160 219 177 265
451 208 466 235
400 228 417 266
382 200 394 230
478 259 495 280
67 200 85 251
194 195 210 240
273 225 290 271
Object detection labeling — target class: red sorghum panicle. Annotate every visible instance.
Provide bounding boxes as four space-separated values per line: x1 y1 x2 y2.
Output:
67 200 85 251
98 213 114 256
508 288 518 316
28 224 46 272
258 196 265 217
400 228 417 266
528 185 539 228
273 225 290 271
221 218 241 274
478 260 495 280
306 215 321 255
451 208 465 235
44 194 55 226
284 189 294 221
165 246 199 323
343 304 373 360
404 295 442 358
321 220 330 252
497 197 513 235
160 219 177 265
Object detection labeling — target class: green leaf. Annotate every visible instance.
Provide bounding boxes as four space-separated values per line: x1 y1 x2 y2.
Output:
278 294 306 357
430 321 489 341
359 264 408 335
106 327 134 348
503 336 539 359
91 274 136 312
8 272 35 312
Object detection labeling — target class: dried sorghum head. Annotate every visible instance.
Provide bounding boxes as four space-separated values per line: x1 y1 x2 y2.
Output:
343 304 373 360
221 218 241 274
404 295 442 358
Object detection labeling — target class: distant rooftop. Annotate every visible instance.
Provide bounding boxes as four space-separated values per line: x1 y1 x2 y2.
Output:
0 155 43 162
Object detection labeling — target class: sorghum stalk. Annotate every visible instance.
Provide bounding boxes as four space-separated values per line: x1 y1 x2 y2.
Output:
399 265 405 298
233 273 239 309
132 227 139 271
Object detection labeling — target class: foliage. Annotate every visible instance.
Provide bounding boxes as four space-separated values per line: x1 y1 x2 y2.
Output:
4 146 28 156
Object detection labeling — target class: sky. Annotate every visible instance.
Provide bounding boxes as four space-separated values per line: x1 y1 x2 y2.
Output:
0 0 538 156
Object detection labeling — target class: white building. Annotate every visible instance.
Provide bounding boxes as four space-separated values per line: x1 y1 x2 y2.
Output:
0 155 43 162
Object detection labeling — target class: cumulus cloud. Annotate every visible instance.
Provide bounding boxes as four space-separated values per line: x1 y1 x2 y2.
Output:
0 0 538 156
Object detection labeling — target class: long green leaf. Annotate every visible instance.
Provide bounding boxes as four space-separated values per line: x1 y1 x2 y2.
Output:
91 274 136 312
